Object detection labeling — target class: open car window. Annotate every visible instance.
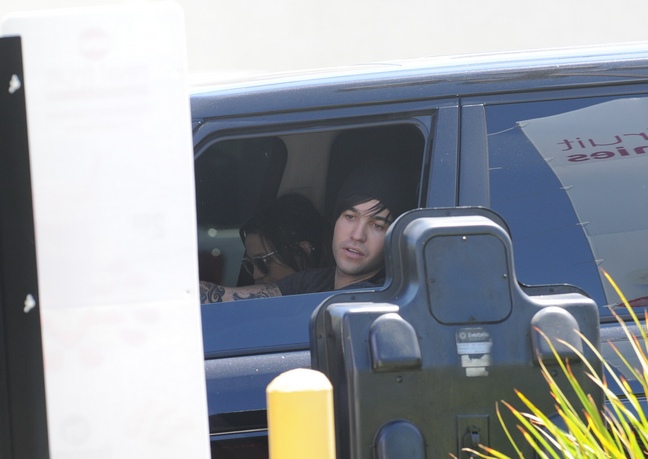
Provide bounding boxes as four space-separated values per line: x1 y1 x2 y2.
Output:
195 123 426 294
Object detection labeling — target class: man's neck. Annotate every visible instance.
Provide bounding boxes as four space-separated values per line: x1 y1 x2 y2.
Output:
334 268 381 290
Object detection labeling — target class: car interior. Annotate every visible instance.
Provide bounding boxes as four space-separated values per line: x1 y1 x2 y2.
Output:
194 123 426 290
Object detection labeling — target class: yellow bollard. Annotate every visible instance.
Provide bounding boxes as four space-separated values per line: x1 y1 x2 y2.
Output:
266 368 336 459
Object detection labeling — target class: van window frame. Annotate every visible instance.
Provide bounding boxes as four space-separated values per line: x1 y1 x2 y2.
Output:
195 103 458 358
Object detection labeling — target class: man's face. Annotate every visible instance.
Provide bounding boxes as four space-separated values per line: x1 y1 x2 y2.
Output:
332 199 392 284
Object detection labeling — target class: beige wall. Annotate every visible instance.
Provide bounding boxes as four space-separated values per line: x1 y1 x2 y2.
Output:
3 0 648 79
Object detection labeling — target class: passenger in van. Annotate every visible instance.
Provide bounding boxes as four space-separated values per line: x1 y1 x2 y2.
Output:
199 162 416 303
239 193 332 284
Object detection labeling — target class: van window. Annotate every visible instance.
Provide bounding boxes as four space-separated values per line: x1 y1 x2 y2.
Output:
195 123 425 293
486 96 648 313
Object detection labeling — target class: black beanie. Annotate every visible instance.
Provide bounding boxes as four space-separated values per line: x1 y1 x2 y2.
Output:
333 161 417 220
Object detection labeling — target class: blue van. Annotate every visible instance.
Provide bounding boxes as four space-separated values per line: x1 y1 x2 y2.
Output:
193 43 648 458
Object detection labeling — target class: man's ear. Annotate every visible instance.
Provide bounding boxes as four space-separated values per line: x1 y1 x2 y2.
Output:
298 240 313 255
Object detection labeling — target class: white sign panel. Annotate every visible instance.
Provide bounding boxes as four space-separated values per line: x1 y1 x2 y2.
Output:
519 98 648 307
1 2 210 457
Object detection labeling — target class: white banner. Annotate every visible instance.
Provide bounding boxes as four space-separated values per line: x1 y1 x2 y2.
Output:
520 98 648 307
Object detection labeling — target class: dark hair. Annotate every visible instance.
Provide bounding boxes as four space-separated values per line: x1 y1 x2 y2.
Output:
240 193 332 272
334 194 393 222
332 161 417 222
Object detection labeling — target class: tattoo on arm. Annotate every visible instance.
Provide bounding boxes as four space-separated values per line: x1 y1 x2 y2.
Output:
200 280 281 304
200 281 226 303
232 283 281 301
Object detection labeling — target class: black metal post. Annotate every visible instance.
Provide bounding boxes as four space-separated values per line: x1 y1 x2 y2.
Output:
0 35 50 459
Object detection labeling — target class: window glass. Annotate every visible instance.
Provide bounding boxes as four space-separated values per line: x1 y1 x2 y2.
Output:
487 96 648 313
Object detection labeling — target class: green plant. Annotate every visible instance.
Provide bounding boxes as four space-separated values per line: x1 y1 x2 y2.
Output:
464 270 648 459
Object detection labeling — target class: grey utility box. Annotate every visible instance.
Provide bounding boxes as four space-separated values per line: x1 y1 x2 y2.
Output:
310 207 601 459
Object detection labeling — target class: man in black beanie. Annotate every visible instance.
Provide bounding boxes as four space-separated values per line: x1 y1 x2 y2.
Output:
200 162 416 303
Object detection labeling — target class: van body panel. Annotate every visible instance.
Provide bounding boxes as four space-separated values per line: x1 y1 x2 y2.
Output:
193 44 648 457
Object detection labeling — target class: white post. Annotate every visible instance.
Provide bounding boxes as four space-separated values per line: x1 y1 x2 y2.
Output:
1 2 210 457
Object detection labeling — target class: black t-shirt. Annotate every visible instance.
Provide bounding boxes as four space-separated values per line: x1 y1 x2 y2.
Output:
275 266 384 296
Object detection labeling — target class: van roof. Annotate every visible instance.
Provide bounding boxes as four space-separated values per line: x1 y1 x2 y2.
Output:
190 42 648 119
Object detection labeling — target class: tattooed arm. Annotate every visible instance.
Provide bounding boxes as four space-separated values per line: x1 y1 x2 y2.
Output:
199 281 282 304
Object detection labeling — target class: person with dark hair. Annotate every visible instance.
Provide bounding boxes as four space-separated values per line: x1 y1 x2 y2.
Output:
200 162 417 303
239 193 332 284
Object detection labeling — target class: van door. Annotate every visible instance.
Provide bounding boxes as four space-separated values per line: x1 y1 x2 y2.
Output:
195 97 459 456
462 86 648 416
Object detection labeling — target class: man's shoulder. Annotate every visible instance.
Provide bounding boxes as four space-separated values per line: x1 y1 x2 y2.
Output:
276 266 335 295
298 266 336 282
